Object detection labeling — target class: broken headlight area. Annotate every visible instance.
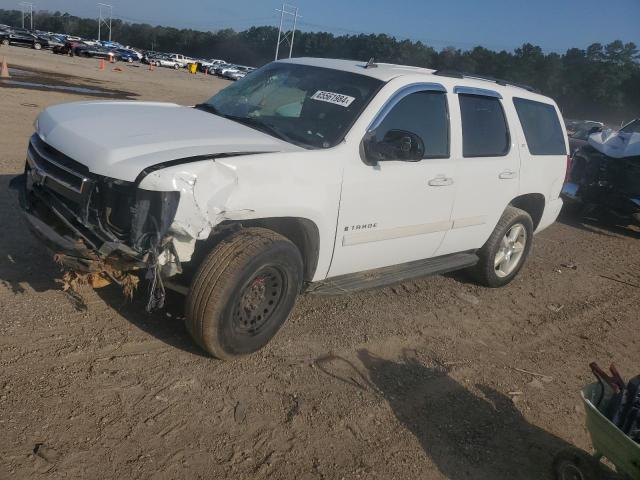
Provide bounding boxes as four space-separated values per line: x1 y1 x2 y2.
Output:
11 137 181 310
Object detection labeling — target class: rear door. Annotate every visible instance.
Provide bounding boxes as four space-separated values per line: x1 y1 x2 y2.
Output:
438 87 521 256
510 97 568 214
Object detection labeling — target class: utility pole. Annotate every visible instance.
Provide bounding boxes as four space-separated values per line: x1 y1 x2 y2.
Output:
274 3 301 60
97 3 112 42
19 2 33 30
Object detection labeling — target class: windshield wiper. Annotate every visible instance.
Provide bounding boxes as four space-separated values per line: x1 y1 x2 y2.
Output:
225 115 300 145
194 103 220 115
195 107 308 147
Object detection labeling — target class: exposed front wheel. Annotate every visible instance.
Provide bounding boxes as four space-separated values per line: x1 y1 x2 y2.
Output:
185 228 303 359
469 206 533 287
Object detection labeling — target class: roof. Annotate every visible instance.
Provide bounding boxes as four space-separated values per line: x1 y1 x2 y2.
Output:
279 57 549 100
280 57 436 82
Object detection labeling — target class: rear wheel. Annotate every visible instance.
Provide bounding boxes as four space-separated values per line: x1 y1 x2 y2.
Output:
469 206 533 287
173 63 179 69
185 228 303 359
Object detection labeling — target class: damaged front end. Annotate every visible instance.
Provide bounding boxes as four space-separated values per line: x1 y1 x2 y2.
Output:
11 134 181 309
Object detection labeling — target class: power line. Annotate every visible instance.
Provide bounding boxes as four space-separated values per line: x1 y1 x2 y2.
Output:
275 3 300 60
97 3 112 42
19 2 33 30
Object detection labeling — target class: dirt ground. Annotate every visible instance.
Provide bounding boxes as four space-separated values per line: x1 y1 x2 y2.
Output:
0 45 639 480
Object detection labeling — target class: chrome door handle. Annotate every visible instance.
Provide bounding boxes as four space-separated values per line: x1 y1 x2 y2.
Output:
428 176 454 187
499 170 518 180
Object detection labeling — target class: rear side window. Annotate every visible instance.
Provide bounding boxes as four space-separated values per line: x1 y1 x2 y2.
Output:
459 95 510 157
513 98 566 155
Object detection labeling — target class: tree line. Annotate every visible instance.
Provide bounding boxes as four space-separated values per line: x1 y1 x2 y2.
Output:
1 8 638 124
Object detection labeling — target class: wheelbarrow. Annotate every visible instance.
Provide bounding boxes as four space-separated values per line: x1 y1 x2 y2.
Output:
554 383 640 480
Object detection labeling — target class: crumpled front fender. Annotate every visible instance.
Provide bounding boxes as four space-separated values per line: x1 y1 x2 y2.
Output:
137 159 253 262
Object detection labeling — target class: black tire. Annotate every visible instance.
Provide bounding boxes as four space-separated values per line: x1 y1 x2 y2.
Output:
469 206 533 287
185 227 303 359
1 39 10 46
33 42 42 50
173 63 179 70
552 449 599 480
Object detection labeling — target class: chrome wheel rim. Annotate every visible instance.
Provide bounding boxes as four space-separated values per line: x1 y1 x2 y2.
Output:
494 223 527 278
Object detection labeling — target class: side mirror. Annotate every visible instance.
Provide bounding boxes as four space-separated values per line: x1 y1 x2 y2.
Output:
362 129 425 165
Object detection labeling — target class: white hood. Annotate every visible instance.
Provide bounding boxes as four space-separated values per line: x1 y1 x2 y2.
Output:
588 129 640 159
36 101 302 182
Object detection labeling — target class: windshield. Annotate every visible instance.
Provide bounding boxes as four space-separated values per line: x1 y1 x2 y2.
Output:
620 119 640 134
201 62 384 149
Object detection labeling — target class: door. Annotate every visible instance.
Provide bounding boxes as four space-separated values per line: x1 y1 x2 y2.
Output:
328 85 457 278
437 87 521 256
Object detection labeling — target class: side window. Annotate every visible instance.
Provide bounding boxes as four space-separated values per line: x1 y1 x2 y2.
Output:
513 98 566 155
459 94 510 157
375 91 450 159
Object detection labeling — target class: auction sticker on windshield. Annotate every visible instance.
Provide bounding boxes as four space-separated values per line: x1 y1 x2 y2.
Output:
311 91 356 107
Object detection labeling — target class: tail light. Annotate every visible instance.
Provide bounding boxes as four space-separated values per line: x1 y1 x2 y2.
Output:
564 154 572 183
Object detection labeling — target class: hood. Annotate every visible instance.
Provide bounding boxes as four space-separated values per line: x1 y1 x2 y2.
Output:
36 101 302 182
588 129 640 159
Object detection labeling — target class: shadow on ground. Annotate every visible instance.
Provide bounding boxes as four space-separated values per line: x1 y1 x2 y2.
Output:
95 285 209 358
0 175 60 294
352 349 618 480
557 208 640 240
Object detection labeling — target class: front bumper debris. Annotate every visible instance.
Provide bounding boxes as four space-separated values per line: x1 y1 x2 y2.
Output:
11 137 182 309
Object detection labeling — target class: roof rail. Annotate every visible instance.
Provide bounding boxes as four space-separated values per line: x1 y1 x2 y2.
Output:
433 70 539 93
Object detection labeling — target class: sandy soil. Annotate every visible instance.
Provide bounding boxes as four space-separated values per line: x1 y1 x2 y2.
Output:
0 45 639 480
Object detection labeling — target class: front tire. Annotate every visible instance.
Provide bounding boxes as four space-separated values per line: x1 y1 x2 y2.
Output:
185 228 303 359
1 39 9 46
33 42 42 50
469 206 533 287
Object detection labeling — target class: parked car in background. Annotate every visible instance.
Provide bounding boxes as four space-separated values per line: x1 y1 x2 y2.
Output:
0 30 50 50
199 58 226 72
226 66 255 80
101 40 122 49
52 40 84 56
212 62 235 75
168 53 191 68
565 119 603 137
114 48 137 63
150 54 182 69
39 34 65 49
568 123 603 155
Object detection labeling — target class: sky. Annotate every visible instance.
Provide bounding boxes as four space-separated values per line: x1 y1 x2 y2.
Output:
1 0 639 53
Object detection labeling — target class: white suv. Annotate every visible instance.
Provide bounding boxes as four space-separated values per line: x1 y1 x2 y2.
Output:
168 53 190 68
12 57 568 359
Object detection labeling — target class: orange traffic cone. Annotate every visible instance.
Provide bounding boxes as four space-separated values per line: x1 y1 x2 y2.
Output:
0 57 10 78
99 59 105 70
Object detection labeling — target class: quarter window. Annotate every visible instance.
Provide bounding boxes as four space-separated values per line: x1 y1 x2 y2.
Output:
459 94 510 157
375 91 450 159
513 98 566 155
